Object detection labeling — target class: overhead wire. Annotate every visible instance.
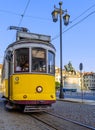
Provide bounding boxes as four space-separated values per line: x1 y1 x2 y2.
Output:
8 0 31 45
18 0 31 27
0 2 95 41
51 10 95 41
0 9 51 21
0 2 95 23
0 9 21 16
51 3 95 41
71 3 95 23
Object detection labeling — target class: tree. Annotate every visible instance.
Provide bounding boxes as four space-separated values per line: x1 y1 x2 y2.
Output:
55 81 60 91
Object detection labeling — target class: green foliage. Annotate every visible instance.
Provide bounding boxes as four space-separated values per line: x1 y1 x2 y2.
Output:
55 81 60 90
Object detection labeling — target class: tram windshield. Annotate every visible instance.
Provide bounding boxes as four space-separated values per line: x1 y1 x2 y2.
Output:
32 48 46 72
14 47 55 74
14 48 29 72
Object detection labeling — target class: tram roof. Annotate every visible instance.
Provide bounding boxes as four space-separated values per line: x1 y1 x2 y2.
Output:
5 31 56 52
16 31 51 42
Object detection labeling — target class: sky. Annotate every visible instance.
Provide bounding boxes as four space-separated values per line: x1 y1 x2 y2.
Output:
0 0 95 72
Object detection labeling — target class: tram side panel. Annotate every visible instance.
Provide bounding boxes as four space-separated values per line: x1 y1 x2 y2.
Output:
2 79 8 98
2 62 9 98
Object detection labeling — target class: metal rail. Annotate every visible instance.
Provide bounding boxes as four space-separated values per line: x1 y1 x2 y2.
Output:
28 112 95 130
45 111 95 130
30 114 58 130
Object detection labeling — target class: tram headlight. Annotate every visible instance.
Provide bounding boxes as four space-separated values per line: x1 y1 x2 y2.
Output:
36 86 43 93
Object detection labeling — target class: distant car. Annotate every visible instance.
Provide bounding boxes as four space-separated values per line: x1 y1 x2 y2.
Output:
63 88 77 92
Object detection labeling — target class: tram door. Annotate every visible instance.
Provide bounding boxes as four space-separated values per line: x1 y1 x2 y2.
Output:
5 50 13 99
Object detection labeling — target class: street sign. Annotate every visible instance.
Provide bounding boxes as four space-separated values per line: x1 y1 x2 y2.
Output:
79 63 83 71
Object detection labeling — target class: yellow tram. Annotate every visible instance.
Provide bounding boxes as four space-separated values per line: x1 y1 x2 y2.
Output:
1 26 56 112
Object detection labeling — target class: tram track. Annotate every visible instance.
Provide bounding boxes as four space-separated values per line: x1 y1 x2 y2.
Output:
45 111 95 130
0 98 95 130
29 111 95 130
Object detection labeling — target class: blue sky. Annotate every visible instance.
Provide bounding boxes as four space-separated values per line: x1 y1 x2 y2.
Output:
0 0 95 72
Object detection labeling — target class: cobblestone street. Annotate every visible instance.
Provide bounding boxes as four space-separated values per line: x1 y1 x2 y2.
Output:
52 100 95 128
0 98 95 130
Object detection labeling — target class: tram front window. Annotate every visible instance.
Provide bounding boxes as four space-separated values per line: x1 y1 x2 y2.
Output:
48 51 55 74
32 48 46 72
14 48 29 72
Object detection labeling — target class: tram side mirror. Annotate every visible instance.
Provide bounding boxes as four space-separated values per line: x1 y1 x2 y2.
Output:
5 50 13 62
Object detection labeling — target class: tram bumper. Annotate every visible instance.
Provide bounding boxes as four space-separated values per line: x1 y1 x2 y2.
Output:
24 104 52 112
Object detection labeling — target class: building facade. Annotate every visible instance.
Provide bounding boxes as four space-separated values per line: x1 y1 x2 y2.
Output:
55 66 95 92
83 72 95 91
55 66 81 92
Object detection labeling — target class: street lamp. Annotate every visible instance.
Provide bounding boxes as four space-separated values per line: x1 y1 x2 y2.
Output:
51 1 70 98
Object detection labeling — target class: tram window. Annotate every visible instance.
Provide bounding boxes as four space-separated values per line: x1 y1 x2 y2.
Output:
48 51 55 74
14 48 29 72
32 48 46 72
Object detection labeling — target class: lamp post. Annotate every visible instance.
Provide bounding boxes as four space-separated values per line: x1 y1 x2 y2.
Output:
51 1 70 98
